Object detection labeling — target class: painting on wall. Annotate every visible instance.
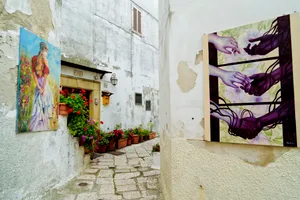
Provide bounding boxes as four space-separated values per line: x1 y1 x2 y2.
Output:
16 28 61 133
203 13 300 147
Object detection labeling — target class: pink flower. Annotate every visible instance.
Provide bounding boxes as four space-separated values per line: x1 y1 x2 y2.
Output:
81 135 86 142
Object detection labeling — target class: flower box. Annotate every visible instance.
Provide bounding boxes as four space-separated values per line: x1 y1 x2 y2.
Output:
127 139 132 146
117 138 127 149
59 103 69 116
132 135 139 144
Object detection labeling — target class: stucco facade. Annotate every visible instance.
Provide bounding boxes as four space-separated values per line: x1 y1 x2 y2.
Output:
0 0 159 199
60 0 159 131
159 0 300 199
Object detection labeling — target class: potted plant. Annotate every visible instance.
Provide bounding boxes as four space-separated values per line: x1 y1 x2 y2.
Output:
143 129 150 141
151 143 160 169
148 121 156 139
107 132 116 151
59 87 70 116
124 129 134 146
113 124 126 149
81 118 99 154
60 88 92 138
81 135 95 154
139 130 144 143
95 133 109 153
135 124 145 142
132 127 140 144
117 135 127 149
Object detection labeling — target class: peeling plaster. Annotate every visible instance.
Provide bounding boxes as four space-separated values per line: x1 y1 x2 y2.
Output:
5 0 32 15
200 118 204 128
113 65 121 70
176 61 197 93
5 109 16 118
48 30 57 47
0 0 53 39
194 50 203 65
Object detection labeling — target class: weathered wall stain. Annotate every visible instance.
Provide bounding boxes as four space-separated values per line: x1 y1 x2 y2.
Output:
0 0 54 39
176 61 197 93
195 50 203 65
188 139 291 167
200 117 204 129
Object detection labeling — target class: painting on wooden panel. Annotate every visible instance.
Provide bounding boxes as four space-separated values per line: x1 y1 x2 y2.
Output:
203 13 300 147
17 28 61 133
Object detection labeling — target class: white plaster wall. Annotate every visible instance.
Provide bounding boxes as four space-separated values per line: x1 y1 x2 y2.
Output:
61 0 159 131
160 0 300 199
0 114 86 200
0 1 88 199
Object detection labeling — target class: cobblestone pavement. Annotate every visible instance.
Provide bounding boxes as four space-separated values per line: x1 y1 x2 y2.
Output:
43 138 160 200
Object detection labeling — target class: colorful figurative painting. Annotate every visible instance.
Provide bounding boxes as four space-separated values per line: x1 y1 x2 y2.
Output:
17 28 61 133
203 14 299 147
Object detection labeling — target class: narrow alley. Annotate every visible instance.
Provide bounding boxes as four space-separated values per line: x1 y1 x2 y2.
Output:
43 138 160 200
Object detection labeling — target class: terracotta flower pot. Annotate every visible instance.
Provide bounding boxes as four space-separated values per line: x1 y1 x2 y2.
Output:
59 103 69 116
84 146 90 154
149 133 153 139
143 135 149 141
79 137 85 146
149 132 156 139
97 145 107 153
127 139 132 146
118 138 127 149
132 135 139 144
139 136 144 143
108 140 116 151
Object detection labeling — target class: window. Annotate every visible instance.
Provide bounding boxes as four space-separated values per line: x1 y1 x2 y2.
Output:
146 100 151 111
132 7 142 35
135 93 142 105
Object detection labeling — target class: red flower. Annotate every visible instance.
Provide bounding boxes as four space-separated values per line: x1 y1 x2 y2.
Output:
89 99 93 103
83 96 87 101
96 129 100 134
84 127 87 132
79 93 83 97
71 95 75 99
81 89 86 93
84 102 89 106
68 108 73 113
77 110 81 115
100 121 104 124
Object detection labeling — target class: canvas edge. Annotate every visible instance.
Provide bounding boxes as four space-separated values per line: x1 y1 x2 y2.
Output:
202 34 211 142
290 12 300 147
